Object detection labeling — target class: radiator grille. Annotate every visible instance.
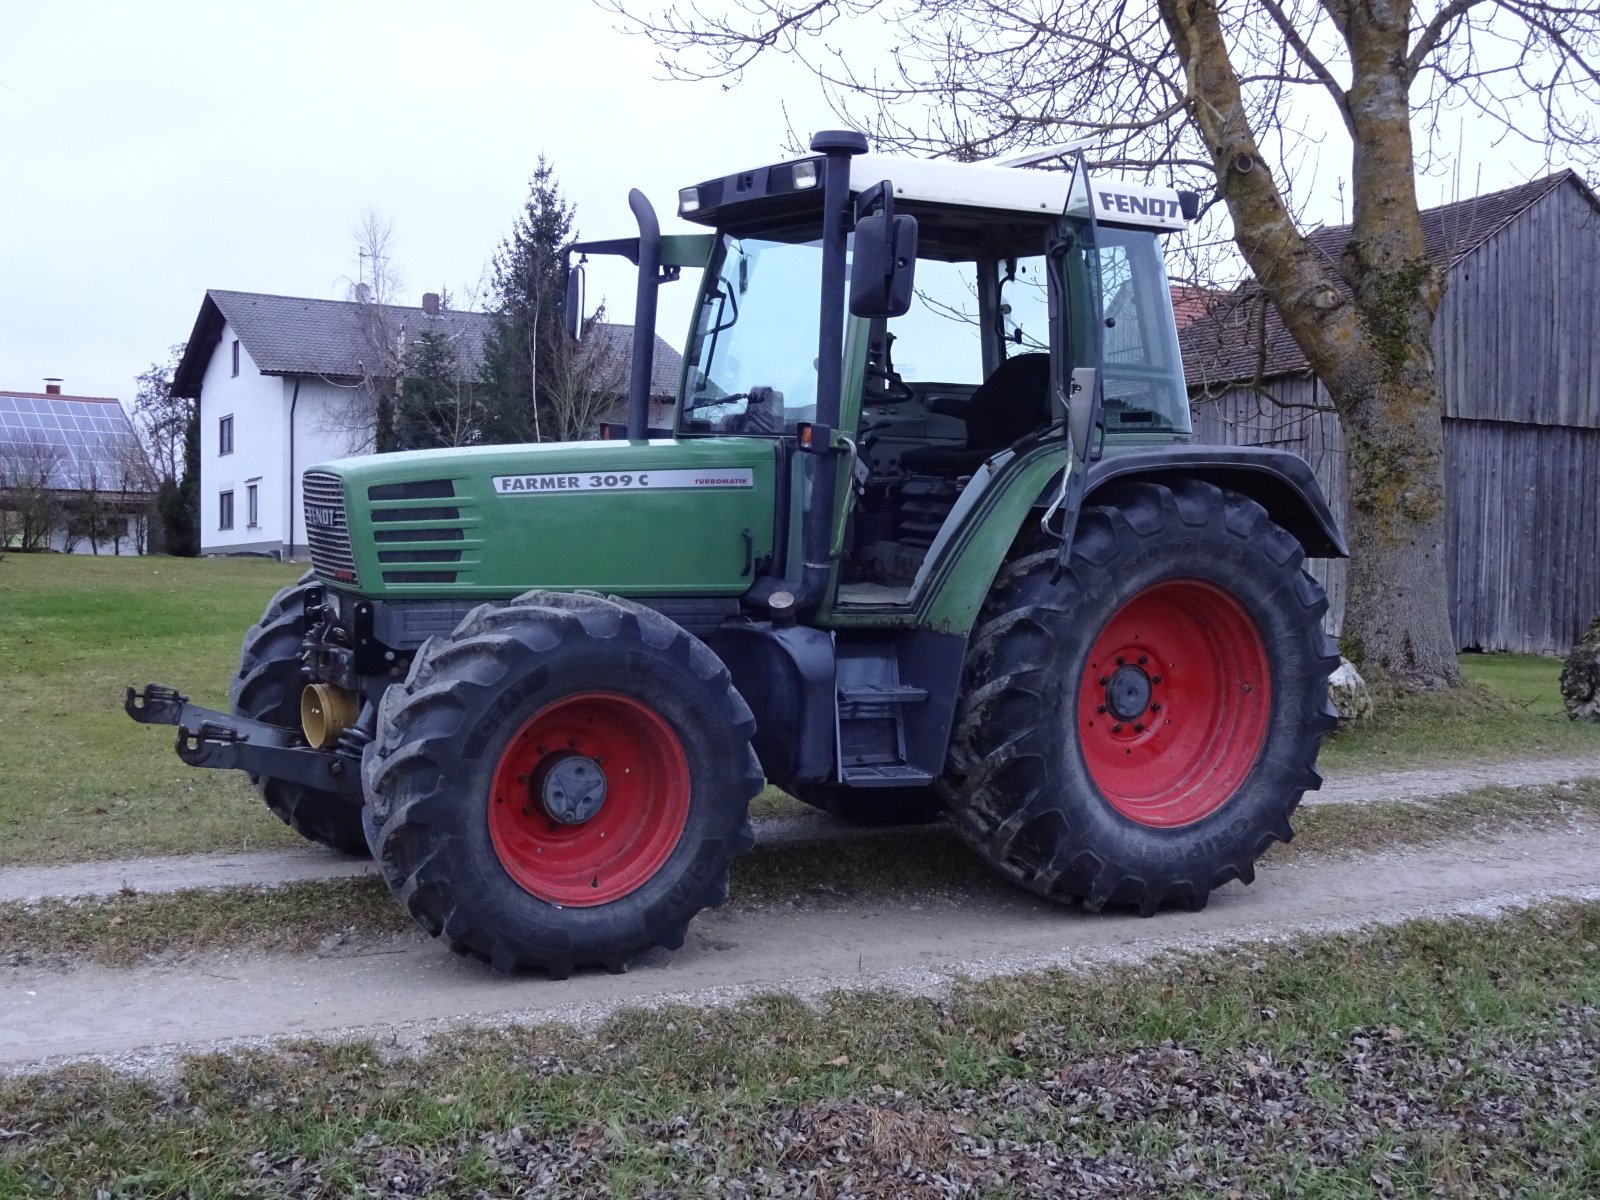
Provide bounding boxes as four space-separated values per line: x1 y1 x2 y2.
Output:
302 471 358 583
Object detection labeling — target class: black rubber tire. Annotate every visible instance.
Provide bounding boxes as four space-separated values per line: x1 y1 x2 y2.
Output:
787 784 944 826
942 478 1340 914
229 571 369 856
361 590 762 977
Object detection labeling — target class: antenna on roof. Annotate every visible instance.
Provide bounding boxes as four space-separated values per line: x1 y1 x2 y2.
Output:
981 138 1096 169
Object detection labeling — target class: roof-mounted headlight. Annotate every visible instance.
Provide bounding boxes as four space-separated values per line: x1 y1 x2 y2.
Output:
678 187 701 215
792 160 819 190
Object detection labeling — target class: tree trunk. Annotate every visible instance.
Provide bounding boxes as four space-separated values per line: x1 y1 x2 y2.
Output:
1159 0 1462 689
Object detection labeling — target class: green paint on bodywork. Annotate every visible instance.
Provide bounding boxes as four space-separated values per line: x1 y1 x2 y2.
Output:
917 446 1064 633
310 438 774 600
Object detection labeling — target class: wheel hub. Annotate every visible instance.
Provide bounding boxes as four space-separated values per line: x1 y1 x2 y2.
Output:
1078 580 1271 829
535 752 608 825
1105 664 1153 722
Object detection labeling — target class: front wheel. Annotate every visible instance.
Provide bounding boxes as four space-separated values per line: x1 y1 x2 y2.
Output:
943 478 1339 914
362 591 762 976
230 572 369 856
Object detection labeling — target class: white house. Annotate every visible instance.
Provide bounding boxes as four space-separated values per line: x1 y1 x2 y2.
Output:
172 289 683 559
0 383 156 554
172 290 488 558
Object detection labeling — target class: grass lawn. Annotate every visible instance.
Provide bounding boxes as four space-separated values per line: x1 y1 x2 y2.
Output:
0 553 1595 865
5 901 1600 1195
0 553 305 865
1319 650 1600 770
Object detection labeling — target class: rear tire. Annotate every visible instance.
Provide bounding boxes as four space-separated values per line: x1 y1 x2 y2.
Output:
942 478 1338 914
362 591 762 976
230 572 369 856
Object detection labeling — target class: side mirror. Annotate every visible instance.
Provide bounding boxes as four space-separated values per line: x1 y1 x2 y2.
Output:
849 213 918 318
563 263 586 340
1068 367 1098 459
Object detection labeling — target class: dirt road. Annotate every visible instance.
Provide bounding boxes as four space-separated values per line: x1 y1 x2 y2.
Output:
5 752 1597 905
6 821 1599 1074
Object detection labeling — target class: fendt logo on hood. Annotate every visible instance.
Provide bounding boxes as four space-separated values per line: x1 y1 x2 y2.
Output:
305 503 341 528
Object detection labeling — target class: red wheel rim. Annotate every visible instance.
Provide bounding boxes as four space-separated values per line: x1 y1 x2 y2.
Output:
488 692 689 906
1076 580 1271 828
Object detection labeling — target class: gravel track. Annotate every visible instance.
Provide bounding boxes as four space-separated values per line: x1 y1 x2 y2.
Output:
4 752 1597 906
5 821 1600 1074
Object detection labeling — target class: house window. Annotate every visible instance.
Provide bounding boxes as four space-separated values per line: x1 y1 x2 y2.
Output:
232 339 241 377
219 414 234 455
247 482 259 528
219 490 234 531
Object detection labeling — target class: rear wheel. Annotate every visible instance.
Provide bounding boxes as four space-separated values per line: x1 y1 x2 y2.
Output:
943 478 1338 913
230 572 368 856
362 591 761 976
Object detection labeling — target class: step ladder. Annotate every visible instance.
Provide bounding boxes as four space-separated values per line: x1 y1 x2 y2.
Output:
835 646 933 787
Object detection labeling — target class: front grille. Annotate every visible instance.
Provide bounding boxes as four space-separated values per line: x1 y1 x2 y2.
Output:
302 471 358 584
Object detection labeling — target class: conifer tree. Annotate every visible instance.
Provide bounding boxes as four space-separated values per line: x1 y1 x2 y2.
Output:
478 157 575 443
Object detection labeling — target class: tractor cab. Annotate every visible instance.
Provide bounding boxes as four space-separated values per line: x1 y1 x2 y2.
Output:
658 142 1198 611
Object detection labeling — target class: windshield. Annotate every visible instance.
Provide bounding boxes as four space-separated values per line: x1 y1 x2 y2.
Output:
681 233 824 434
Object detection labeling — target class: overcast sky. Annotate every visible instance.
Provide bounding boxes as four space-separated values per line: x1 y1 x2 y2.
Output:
0 2 1566 407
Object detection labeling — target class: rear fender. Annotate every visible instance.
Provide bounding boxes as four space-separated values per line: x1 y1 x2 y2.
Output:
1080 445 1348 558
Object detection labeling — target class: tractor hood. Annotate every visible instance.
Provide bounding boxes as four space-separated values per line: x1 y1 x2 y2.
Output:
301 438 776 600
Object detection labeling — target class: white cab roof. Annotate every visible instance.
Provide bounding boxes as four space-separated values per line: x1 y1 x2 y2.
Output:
851 153 1189 232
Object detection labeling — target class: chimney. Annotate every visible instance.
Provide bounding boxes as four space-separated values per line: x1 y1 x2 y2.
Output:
43 378 62 395
421 292 441 317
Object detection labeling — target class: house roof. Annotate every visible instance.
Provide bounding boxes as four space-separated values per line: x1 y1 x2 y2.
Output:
585 323 685 400
173 289 683 402
172 290 493 397
0 390 154 493
1179 171 1593 389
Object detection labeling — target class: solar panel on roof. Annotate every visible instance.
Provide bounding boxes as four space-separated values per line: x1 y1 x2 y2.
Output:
0 393 154 492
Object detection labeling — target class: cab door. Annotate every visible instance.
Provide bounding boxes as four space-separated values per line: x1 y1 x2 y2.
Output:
1047 154 1106 557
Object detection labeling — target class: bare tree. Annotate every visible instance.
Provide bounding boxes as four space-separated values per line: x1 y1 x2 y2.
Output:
543 307 630 442
311 210 411 456
132 345 189 484
110 435 158 555
609 0 1600 690
0 441 66 551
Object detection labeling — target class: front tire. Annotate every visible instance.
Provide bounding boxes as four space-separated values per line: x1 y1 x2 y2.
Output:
362 591 762 976
230 572 369 856
943 478 1339 914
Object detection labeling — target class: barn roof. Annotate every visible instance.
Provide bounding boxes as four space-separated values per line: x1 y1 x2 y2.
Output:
0 390 155 494
172 290 683 403
1179 171 1593 390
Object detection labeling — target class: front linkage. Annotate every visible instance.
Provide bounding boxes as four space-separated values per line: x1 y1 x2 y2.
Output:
125 684 364 796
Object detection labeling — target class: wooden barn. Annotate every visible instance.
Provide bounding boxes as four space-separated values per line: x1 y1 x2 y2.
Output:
1179 171 1600 654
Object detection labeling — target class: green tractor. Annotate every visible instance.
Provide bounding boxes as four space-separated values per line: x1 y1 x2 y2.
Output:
128 132 1343 976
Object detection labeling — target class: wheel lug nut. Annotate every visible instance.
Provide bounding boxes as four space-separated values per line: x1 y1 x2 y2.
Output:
1115 656 1126 666
1152 676 1163 685
1150 703 1162 713
1134 722 1144 733
517 773 529 782
1098 676 1110 686
1112 723 1123 733
1097 704 1108 714
1138 655 1148 665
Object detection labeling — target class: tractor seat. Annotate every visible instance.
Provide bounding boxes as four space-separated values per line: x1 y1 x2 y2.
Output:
899 353 1051 476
